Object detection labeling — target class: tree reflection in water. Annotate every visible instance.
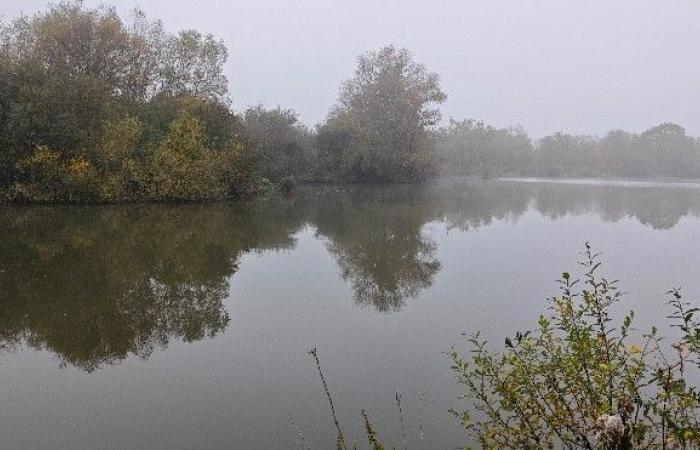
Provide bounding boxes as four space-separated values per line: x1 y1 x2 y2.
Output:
0 202 304 371
309 186 441 312
1 178 699 370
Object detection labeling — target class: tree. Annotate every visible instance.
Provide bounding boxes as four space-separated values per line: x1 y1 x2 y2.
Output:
318 45 446 182
240 105 316 181
99 116 148 201
638 123 698 177
149 112 225 201
159 30 229 102
434 119 534 178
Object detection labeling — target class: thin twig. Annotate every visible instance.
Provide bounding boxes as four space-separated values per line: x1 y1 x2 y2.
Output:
417 392 425 450
309 347 346 450
395 392 407 450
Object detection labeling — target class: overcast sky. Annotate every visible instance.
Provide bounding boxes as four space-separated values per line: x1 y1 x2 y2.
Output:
2 0 699 137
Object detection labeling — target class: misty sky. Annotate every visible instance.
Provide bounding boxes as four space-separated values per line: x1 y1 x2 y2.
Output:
2 0 699 137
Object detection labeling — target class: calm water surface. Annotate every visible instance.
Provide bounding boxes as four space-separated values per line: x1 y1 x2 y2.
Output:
1 178 700 449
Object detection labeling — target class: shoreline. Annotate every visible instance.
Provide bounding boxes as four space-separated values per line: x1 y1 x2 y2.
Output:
5 175 700 206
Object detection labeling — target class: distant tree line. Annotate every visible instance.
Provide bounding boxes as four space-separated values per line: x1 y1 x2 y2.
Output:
1 2 699 203
434 120 700 179
243 89 700 184
232 55 700 185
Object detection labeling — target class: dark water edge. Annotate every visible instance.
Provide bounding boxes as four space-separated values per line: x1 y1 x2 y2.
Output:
1 177 700 449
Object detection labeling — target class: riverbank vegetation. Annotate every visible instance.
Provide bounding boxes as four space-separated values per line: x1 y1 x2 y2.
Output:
1 2 700 204
0 2 260 203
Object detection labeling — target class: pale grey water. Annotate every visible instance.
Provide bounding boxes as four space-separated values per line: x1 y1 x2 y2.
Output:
1 178 699 449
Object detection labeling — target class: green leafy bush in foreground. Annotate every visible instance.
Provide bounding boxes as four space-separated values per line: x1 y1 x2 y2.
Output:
450 244 700 449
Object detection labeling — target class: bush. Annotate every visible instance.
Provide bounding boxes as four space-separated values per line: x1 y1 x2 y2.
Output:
216 137 263 198
149 112 226 201
239 105 316 182
13 146 100 202
98 116 148 201
449 244 700 449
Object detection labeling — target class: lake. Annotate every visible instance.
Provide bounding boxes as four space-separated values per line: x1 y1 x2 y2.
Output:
1 178 700 449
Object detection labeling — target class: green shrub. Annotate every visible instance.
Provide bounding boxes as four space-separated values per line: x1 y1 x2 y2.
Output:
13 146 100 202
218 138 263 198
98 116 148 201
149 112 226 201
449 244 700 449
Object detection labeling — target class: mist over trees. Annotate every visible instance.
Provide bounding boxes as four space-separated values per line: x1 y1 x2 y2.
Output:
434 119 534 178
432 121 700 179
532 122 700 179
1 2 699 204
239 105 316 182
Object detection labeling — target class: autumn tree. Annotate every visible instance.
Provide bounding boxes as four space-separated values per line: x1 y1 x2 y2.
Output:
318 46 446 182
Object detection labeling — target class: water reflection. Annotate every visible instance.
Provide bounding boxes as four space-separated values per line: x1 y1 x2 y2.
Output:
526 182 700 229
0 203 302 371
1 178 699 370
428 179 700 230
309 187 441 311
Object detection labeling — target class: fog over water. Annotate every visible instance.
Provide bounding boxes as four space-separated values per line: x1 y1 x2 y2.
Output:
3 0 698 136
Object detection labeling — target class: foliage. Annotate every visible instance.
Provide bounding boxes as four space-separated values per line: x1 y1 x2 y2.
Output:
449 244 700 449
13 145 100 202
149 112 226 201
317 45 446 182
434 119 534 178
0 1 257 203
3 3 700 202
433 120 700 180
99 116 148 201
239 105 316 182
159 30 229 101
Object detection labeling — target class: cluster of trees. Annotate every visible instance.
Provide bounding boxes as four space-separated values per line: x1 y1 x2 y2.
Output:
0 3 446 203
239 78 700 184
2 2 699 204
316 46 446 182
533 123 700 178
433 119 534 178
238 105 316 183
434 121 700 179
241 46 447 184
0 2 258 203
